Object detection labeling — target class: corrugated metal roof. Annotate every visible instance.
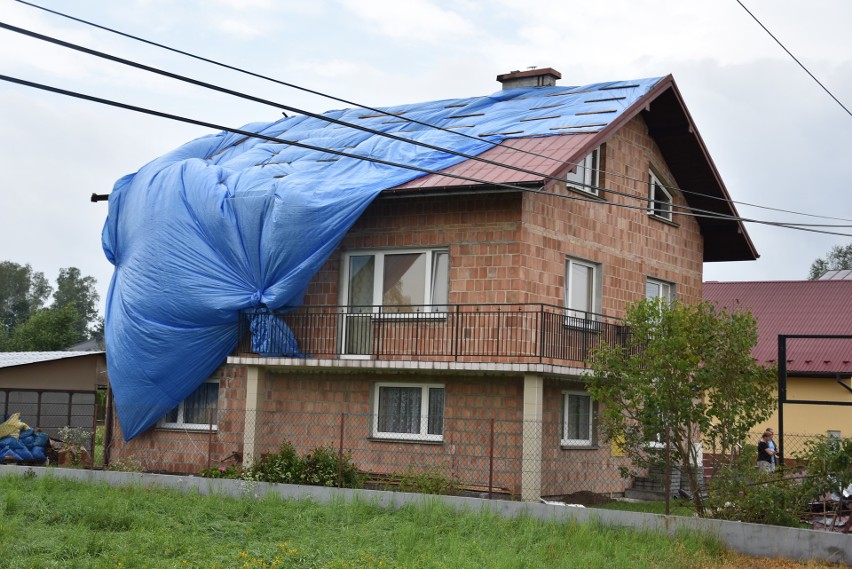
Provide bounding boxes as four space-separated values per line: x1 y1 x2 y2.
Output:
818 269 852 280
703 281 852 375
0 351 103 370
392 134 597 189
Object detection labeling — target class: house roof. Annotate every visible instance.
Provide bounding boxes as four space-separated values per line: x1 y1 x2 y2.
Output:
818 269 852 280
0 351 104 370
391 75 757 263
703 280 852 375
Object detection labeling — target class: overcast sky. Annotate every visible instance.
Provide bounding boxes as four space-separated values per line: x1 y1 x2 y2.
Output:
2 0 851 316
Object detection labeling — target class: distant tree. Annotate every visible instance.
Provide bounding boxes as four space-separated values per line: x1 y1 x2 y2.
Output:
808 242 852 279
5 304 82 351
587 299 776 516
53 267 100 341
0 261 51 338
0 261 101 351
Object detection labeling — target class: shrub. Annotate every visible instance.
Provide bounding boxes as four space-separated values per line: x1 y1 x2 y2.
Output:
199 465 242 479
106 456 145 473
56 426 92 467
244 441 302 484
704 444 807 527
390 467 460 496
243 441 363 489
301 446 363 488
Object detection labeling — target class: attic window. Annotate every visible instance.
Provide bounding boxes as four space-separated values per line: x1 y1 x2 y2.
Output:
648 170 673 221
566 147 601 195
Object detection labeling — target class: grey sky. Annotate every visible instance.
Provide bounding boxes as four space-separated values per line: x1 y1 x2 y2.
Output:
2 0 851 315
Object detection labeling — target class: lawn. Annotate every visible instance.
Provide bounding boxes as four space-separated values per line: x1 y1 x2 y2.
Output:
0 473 833 569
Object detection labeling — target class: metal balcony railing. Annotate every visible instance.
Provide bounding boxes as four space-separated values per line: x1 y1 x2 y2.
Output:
235 304 630 366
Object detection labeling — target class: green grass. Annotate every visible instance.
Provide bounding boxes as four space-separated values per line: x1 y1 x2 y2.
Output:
0 473 737 569
593 498 696 517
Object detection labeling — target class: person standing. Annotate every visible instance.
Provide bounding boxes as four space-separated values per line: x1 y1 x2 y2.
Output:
757 428 778 472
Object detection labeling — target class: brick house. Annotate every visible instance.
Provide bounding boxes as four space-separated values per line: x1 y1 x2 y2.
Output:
107 68 757 500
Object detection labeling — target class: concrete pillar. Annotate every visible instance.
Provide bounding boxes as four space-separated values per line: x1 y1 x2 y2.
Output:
521 373 544 501
242 365 265 468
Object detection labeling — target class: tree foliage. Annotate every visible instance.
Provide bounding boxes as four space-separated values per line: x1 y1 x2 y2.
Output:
0 261 100 351
808 242 852 279
0 261 51 338
587 299 776 515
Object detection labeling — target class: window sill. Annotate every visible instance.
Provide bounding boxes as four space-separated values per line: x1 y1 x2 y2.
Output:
368 436 443 445
647 213 679 227
560 444 599 451
157 425 218 433
566 185 605 200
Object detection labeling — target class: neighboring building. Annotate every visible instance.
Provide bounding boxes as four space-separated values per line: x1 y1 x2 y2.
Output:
108 68 757 500
703 280 852 439
0 351 106 438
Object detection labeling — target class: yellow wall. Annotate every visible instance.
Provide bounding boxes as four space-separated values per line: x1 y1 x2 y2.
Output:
0 354 107 392
753 375 852 438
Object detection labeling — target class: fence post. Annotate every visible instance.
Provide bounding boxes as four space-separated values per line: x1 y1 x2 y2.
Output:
208 408 214 472
337 412 345 488
489 418 495 499
664 425 671 516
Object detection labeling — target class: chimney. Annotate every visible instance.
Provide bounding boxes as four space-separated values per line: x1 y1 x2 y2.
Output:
496 67 561 89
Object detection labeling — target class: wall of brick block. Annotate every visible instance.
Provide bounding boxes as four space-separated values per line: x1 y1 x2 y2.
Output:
303 113 704 316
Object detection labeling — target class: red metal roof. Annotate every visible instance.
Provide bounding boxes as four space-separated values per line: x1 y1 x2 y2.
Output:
703 281 852 375
391 134 597 190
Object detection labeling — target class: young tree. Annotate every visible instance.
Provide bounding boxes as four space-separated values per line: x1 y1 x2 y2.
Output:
587 299 776 515
5 304 82 351
808 242 852 279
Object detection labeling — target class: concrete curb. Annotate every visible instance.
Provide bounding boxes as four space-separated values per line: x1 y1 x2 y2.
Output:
2 465 849 564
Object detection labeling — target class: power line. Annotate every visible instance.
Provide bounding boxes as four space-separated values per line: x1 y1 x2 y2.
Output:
4 22 850 234
2 72 851 239
735 0 852 119
12 0 852 225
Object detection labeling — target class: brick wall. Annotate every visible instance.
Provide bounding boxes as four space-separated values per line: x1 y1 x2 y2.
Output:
303 113 704 314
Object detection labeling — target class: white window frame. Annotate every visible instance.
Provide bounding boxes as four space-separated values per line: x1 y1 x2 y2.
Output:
565 257 601 323
648 170 673 221
561 390 594 447
159 380 219 431
565 147 600 195
340 248 449 315
645 278 675 303
372 382 445 442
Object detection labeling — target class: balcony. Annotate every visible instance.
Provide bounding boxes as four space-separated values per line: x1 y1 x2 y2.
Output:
234 304 629 368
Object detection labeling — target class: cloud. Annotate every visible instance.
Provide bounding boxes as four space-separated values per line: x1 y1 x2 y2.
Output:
338 0 477 43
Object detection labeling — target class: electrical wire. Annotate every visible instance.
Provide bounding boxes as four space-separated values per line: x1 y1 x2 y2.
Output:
2 72 851 239
735 0 852 119
6 20 852 234
12 0 852 225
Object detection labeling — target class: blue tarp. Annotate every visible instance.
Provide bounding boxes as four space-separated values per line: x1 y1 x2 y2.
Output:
103 77 662 440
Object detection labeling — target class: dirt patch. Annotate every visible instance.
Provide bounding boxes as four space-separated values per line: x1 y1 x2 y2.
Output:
545 491 613 507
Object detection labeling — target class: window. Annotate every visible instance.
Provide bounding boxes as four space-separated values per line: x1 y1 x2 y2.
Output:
373 382 444 441
648 170 673 221
645 278 674 302
565 257 601 322
343 249 449 313
565 147 600 195
562 390 594 447
160 381 219 430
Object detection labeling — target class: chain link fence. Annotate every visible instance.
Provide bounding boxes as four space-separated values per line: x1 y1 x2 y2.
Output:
104 407 637 501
